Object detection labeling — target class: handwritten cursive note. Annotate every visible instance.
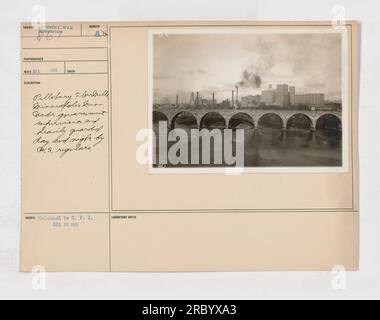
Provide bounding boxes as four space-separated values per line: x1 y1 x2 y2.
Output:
32 90 108 158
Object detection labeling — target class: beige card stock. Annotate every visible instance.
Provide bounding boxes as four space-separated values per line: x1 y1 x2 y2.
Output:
21 21 359 272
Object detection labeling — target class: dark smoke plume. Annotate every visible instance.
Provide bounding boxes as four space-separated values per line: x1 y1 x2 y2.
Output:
237 69 262 88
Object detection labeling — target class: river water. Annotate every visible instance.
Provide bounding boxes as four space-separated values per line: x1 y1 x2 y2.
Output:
153 123 342 168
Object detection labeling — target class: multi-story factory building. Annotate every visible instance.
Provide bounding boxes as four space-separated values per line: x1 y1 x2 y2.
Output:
260 84 324 108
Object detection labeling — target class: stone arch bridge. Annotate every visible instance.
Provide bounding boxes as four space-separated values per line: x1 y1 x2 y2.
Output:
153 107 342 131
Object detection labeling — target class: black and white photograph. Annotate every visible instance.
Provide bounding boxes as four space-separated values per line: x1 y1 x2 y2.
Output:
3 0 380 303
151 29 347 170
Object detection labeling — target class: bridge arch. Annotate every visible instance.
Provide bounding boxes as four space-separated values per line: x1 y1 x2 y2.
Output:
316 114 342 131
257 113 284 130
200 112 226 129
153 111 169 125
286 113 313 131
171 111 198 130
228 112 255 129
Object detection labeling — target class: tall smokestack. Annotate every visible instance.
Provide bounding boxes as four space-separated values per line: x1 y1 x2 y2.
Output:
196 91 199 105
232 90 235 108
176 94 179 106
212 92 215 105
235 85 239 102
190 92 195 105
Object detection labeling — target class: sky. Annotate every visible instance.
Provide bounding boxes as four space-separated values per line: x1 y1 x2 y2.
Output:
153 32 342 104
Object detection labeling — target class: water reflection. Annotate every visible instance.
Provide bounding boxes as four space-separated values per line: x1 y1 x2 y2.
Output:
246 128 341 167
153 122 342 167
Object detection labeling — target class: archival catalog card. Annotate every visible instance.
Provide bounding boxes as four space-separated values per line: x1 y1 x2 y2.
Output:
21 21 359 271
